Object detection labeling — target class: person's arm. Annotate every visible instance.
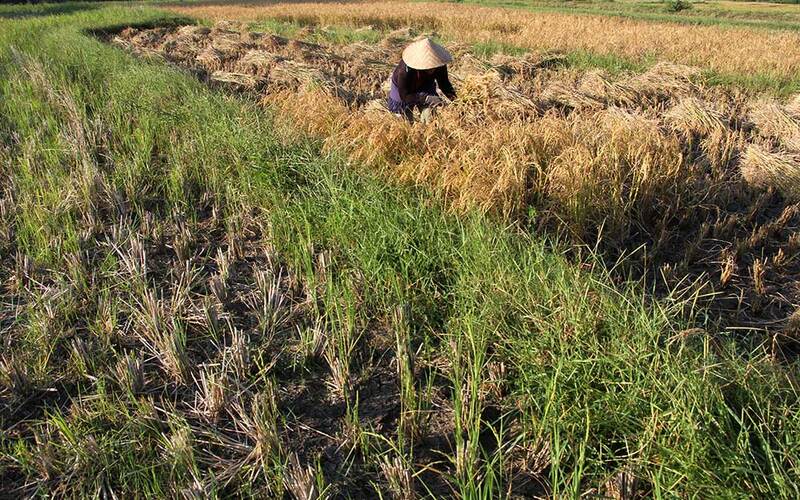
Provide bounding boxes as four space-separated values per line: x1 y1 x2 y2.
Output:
435 66 456 100
395 63 425 106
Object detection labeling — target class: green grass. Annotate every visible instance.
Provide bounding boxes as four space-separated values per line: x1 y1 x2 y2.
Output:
247 18 386 45
1 2 800 497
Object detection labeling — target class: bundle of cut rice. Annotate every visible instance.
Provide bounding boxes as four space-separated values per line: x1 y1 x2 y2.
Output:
336 41 393 65
363 98 391 114
540 79 603 111
287 39 328 62
118 27 138 39
210 34 246 59
786 94 800 118
452 54 494 78
196 46 225 70
750 101 800 152
489 53 559 79
741 144 800 200
175 25 211 42
131 28 168 48
236 49 281 77
240 31 264 45
269 60 328 90
665 97 727 137
111 36 133 51
211 20 242 35
577 71 638 108
260 34 289 52
628 62 700 104
210 71 262 89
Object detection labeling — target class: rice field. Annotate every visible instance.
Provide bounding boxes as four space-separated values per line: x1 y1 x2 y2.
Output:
2 1 800 498
112 17 800 332
166 1 800 92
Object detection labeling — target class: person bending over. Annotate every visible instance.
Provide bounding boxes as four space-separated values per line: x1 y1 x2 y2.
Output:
388 38 456 121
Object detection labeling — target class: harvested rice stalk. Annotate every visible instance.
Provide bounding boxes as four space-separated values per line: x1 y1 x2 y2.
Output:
176 24 211 38
196 45 225 70
665 97 727 137
750 101 800 152
210 71 263 89
269 60 328 90
577 70 639 108
741 145 800 200
627 62 699 104
786 94 800 119
541 79 604 111
236 49 281 76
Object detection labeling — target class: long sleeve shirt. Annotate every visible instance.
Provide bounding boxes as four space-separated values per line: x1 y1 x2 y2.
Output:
388 60 456 109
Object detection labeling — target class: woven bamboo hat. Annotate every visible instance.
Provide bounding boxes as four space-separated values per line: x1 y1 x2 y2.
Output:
402 38 452 70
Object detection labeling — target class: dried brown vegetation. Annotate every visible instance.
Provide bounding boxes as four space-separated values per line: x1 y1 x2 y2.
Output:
113 22 800 333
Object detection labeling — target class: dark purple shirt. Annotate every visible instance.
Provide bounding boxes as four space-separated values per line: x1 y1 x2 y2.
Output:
388 60 456 110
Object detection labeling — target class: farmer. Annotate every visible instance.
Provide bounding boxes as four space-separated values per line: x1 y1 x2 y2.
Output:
388 38 456 122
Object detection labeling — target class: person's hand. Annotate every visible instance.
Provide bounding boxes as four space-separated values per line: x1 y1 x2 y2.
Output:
424 94 443 106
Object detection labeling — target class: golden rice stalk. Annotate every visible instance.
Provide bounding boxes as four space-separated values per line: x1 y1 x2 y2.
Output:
196 45 225 70
750 101 800 152
627 62 700 103
284 453 320 500
329 109 421 168
453 71 539 116
210 70 262 89
540 79 603 111
380 455 414 500
786 94 800 119
741 145 800 200
577 70 638 108
176 24 211 39
270 89 350 139
701 127 744 172
665 97 727 137
546 107 685 233
236 49 280 77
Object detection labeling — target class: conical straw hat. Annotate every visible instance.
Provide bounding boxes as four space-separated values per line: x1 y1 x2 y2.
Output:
402 38 452 70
